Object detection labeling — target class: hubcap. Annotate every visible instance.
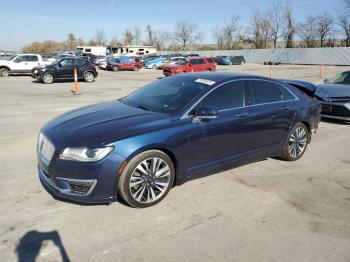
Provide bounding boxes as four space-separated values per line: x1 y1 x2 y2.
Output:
288 127 307 158
85 72 93 81
129 157 171 204
44 74 52 83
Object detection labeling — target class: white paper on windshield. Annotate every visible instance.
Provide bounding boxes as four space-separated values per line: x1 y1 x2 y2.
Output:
195 79 216 86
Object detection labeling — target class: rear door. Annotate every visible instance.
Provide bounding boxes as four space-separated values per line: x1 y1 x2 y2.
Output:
244 80 296 152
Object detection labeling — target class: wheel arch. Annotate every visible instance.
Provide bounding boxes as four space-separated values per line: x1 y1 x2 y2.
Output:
0 66 11 71
83 69 97 77
125 145 180 186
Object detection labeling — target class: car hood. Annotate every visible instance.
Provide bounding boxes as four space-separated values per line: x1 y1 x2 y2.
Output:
316 84 350 101
42 100 170 148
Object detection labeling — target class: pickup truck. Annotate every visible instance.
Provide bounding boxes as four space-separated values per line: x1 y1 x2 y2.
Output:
0 54 53 77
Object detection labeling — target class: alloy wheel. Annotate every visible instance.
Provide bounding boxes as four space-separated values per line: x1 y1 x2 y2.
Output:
129 157 171 204
84 72 94 82
288 127 307 158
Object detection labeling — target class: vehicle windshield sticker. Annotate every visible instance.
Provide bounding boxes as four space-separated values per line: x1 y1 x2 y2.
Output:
195 79 216 86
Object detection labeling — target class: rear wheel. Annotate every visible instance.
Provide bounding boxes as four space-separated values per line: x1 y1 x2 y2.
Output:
281 122 309 161
152 65 157 70
42 72 54 84
83 71 94 82
133 66 139 71
113 66 119 72
118 150 175 208
0 68 10 77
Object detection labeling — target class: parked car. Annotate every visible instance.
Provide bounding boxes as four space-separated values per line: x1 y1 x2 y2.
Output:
31 57 98 84
230 56 246 65
144 57 167 69
316 71 350 122
109 56 141 72
163 57 216 76
105 57 120 71
37 72 320 207
0 54 52 77
216 56 232 65
158 57 184 69
184 53 200 57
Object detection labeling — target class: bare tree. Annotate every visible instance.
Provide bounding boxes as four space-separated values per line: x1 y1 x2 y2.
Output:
174 20 201 48
109 37 122 47
212 26 226 49
145 24 155 46
66 33 77 51
250 10 271 49
297 15 318 47
338 14 350 46
316 12 334 47
94 29 107 46
212 16 240 49
123 29 134 45
132 26 142 45
283 3 295 48
154 30 170 50
269 0 284 48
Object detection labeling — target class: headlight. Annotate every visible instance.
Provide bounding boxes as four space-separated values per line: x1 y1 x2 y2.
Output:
59 147 113 162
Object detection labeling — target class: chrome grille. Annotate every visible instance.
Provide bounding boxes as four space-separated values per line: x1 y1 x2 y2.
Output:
38 133 55 162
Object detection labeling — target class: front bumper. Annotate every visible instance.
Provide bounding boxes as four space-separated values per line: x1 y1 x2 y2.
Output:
321 102 350 121
37 139 124 204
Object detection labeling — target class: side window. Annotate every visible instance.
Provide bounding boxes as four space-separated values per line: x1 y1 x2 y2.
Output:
60 59 73 67
278 85 295 101
190 59 198 65
14 56 25 63
28 55 39 62
207 58 214 64
85 48 91 52
250 80 283 104
74 59 85 66
202 81 244 110
196 59 205 65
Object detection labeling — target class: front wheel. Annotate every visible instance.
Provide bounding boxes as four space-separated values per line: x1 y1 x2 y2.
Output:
42 72 54 84
113 66 119 72
83 71 94 82
118 150 175 208
281 122 309 161
133 66 139 72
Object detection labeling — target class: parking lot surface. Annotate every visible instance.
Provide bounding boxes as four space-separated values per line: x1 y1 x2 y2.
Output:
0 64 349 262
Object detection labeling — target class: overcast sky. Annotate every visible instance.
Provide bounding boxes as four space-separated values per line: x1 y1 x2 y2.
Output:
0 0 342 51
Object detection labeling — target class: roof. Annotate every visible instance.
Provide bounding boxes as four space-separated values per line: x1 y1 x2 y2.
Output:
170 72 270 83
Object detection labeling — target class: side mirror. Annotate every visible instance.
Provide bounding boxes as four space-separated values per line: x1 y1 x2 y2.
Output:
194 107 219 120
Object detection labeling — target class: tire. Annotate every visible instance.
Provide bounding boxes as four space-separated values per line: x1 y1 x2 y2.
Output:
152 65 157 70
118 150 175 208
133 66 139 72
281 122 309 161
0 68 10 77
113 66 119 72
83 71 94 82
42 72 54 84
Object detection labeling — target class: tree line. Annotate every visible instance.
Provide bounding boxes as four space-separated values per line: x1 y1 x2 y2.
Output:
21 0 350 54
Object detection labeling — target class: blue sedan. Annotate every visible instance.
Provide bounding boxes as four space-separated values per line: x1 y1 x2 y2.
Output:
37 72 321 208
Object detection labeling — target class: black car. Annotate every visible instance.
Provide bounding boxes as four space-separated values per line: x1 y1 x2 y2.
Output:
32 57 98 84
230 56 246 65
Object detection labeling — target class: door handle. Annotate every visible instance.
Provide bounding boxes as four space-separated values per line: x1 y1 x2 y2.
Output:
235 112 249 117
283 106 292 111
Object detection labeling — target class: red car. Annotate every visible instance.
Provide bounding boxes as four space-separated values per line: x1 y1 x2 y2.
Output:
112 56 141 71
163 57 216 76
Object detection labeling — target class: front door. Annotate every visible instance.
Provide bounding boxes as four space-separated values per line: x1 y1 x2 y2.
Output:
187 80 251 175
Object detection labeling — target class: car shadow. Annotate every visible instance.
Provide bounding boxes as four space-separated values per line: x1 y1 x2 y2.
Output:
15 230 70 262
31 79 88 84
321 117 349 125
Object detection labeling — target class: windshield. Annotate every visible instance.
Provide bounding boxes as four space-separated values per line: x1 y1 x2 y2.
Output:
328 72 350 85
122 77 211 114
0 55 17 61
175 59 188 65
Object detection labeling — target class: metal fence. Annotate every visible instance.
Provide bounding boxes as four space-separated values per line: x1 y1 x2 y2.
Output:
160 47 350 66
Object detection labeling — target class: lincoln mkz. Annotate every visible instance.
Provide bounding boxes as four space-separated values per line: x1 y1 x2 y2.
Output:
37 73 321 208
